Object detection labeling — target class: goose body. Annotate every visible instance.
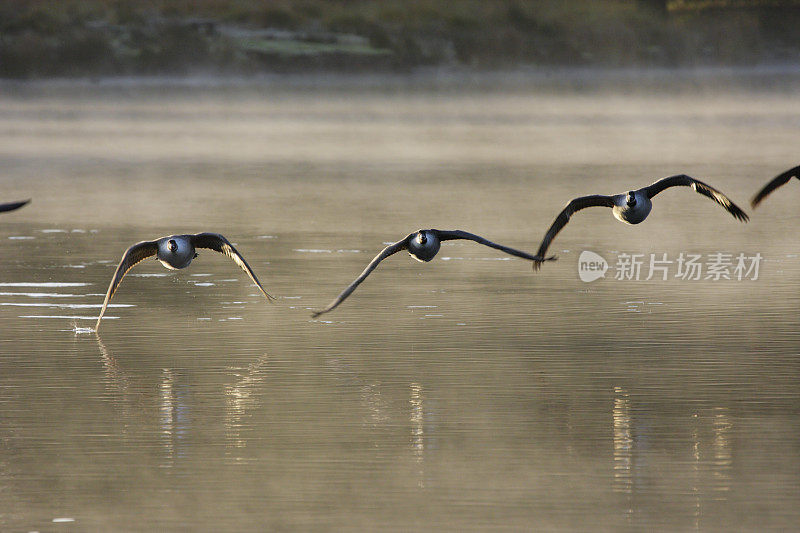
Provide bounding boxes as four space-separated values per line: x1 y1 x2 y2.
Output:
534 174 749 269
611 190 652 224
96 232 274 331
157 235 196 270
407 230 440 262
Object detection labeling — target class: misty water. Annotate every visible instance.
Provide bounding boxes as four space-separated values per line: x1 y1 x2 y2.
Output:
1 70 799 531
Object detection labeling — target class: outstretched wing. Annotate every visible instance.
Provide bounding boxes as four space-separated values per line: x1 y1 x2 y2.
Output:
191 232 275 302
643 174 749 222
534 195 615 270
436 229 555 262
311 237 409 318
0 199 30 213
751 165 800 208
96 240 158 331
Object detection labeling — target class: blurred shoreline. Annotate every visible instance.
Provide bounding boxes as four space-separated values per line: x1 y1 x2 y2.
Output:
3 1 800 80
3 64 800 94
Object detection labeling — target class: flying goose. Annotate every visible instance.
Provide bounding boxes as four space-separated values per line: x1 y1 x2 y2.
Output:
751 165 800 208
96 233 274 330
0 199 30 213
311 229 553 317
533 174 749 269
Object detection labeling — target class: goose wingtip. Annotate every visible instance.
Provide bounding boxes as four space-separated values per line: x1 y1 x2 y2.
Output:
532 254 557 271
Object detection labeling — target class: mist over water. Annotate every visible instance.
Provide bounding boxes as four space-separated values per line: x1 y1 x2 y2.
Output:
1 70 799 531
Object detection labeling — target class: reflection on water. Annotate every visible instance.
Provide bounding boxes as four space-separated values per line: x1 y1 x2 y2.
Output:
224 354 270 454
410 382 425 489
693 406 734 530
97 335 133 406
711 407 733 500
159 368 176 467
610 387 738 530
0 76 799 530
159 368 190 468
693 413 702 530
360 382 388 427
612 386 633 501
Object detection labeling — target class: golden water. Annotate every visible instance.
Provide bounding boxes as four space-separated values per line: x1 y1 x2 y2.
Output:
1 72 799 530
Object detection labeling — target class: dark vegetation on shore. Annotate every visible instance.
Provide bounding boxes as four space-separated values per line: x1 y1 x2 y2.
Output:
2 0 800 78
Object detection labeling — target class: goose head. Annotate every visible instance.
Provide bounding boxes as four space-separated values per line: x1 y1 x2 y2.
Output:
625 191 637 207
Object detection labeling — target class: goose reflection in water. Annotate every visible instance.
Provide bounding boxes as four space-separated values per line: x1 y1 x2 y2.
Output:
325 356 430 486
160 368 190 468
95 334 137 422
95 335 189 467
691 406 733 529
611 387 733 528
325 356 389 429
410 382 426 489
224 353 271 453
612 386 634 499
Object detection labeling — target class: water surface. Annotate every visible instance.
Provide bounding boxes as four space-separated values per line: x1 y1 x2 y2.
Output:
1 71 799 531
